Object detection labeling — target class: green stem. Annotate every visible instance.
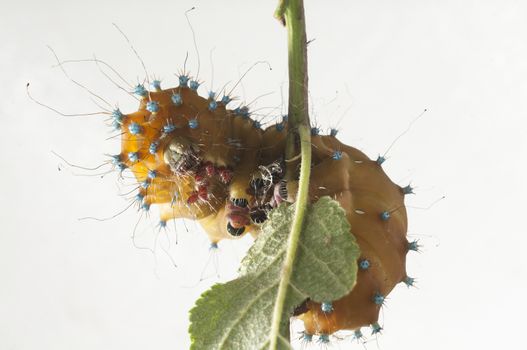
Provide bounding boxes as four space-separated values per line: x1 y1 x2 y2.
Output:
269 0 311 349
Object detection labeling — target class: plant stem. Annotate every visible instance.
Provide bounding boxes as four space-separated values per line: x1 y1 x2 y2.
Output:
269 0 311 348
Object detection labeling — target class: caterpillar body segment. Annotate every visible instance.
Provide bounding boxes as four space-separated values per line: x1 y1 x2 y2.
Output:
281 135 409 335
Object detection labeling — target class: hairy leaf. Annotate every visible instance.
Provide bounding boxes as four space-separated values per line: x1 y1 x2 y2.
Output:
189 196 360 350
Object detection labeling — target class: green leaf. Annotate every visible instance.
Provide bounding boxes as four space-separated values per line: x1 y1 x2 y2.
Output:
189 196 360 350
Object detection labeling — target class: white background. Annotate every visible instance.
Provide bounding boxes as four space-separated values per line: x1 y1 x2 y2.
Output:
1 0 526 349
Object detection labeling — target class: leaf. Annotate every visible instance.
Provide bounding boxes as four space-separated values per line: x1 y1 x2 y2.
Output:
189 196 360 350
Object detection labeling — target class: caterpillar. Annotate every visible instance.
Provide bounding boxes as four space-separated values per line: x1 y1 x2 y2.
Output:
113 74 413 340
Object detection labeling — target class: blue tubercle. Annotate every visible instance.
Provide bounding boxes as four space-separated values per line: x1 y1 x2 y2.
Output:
163 123 176 134
111 155 126 172
376 155 386 165
239 106 250 118
208 91 215 99
134 193 144 203
171 93 183 106
112 108 125 130
128 152 139 162
275 122 285 132
332 151 343 160
147 170 157 179
112 108 124 122
321 302 333 313
110 154 121 165
301 332 313 343
151 80 162 91
253 120 262 129
141 203 150 211
404 276 416 287
371 322 383 335
146 101 159 113
128 122 142 135
208 100 218 111
373 292 385 306
402 185 414 195
116 162 127 172
134 84 147 97
330 128 339 137
408 240 421 252
179 75 189 87
359 259 370 270
189 80 200 91
149 142 159 155
221 95 232 104
188 118 199 129
233 106 250 117
380 211 391 221
210 242 218 250
353 329 363 341
311 127 320 136
111 120 122 130
318 334 330 344
158 220 167 229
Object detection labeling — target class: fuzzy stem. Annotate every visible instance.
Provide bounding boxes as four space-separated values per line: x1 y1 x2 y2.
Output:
269 0 311 348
